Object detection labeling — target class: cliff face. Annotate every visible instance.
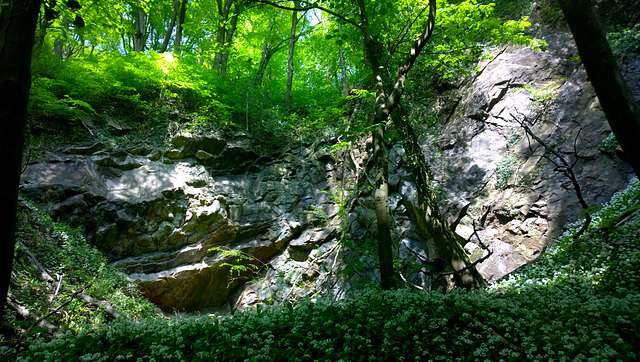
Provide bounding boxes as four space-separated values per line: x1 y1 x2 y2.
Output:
20 30 639 312
422 31 638 281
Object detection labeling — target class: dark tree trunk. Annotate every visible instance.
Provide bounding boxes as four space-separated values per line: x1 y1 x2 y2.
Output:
174 0 188 56
34 6 53 58
558 0 640 177
255 42 274 86
0 0 40 321
159 0 179 53
133 11 147 52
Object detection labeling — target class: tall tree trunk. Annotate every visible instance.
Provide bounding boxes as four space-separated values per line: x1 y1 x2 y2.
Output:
174 0 188 56
133 11 147 52
255 42 274 86
357 0 395 289
0 0 40 321
338 22 349 95
163 0 180 53
213 0 238 77
285 1 301 111
159 0 179 53
220 9 238 78
558 0 640 177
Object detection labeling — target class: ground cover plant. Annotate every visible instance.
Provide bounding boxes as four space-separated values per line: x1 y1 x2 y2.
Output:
3 179 639 361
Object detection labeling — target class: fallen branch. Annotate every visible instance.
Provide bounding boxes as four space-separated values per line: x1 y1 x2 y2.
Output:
6 296 59 335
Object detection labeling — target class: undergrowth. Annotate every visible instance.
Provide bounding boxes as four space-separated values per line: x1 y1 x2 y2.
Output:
3 179 639 361
1 198 159 344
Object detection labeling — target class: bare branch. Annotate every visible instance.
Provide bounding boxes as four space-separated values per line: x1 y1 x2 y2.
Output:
506 112 592 239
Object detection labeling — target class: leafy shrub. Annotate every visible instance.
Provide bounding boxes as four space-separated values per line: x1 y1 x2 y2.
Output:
598 133 619 153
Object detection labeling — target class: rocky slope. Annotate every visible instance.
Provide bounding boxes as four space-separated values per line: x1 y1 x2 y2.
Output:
20 30 638 313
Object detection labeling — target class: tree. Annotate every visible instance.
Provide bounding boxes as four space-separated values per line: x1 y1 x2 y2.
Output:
0 0 40 320
159 0 180 53
174 0 189 56
212 0 240 77
252 0 487 290
558 0 640 177
133 11 147 52
285 1 304 110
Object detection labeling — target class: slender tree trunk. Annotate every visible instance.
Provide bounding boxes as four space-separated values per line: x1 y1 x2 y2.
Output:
255 42 274 86
174 0 188 56
220 7 238 78
159 0 179 53
34 9 52 58
357 0 395 290
213 0 238 77
338 22 349 95
133 11 147 52
558 0 640 177
0 0 40 321
285 1 301 111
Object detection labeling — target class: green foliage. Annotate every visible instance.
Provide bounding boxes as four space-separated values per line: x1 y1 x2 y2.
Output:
495 153 520 189
608 28 640 58
598 133 619 153
28 52 232 150
522 83 559 105
208 247 262 282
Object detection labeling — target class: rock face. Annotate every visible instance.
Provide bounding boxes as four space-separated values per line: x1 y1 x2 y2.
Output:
21 135 341 311
20 31 638 312
419 31 637 281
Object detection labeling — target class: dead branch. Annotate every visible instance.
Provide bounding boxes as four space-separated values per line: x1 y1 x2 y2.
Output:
6 296 59 335
17 240 122 319
505 112 592 238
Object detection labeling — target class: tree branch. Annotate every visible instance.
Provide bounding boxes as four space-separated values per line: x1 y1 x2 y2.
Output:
506 112 592 238
249 0 362 29
386 0 436 111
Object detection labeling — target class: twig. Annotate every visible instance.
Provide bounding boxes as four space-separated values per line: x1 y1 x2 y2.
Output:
398 272 425 291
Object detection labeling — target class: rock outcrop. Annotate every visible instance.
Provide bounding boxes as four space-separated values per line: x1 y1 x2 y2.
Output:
20 31 638 312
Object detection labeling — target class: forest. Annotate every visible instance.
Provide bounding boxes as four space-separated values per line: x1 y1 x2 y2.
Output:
1 0 640 360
